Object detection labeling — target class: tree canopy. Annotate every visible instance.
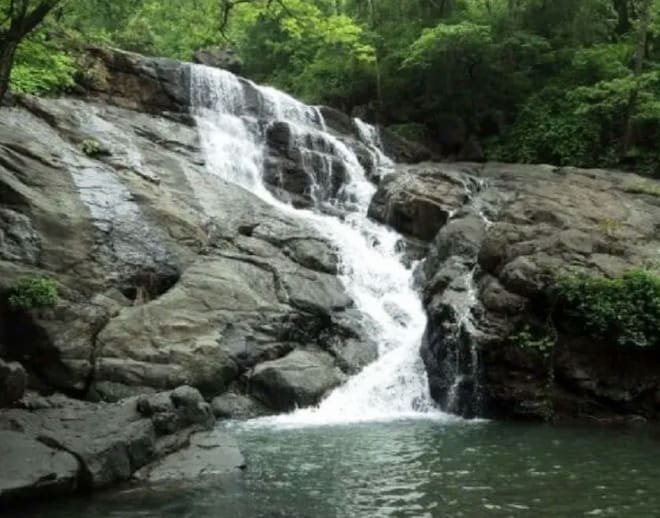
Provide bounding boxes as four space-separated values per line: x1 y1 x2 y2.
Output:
1 0 659 175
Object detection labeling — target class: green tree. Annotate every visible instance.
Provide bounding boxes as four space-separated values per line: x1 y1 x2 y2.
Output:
0 0 62 104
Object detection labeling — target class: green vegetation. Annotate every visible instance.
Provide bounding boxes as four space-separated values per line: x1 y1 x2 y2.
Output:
81 139 105 157
509 324 555 356
555 269 660 348
1 0 659 175
7 276 58 311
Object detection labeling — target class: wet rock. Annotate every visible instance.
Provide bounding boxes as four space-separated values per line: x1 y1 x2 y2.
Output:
211 391 269 419
0 386 218 503
0 360 26 408
263 121 349 208
1 91 369 404
249 349 345 411
409 162 660 421
319 106 357 137
368 163 472 241
327 336 378 375
136 429 245 482
0 431 80 505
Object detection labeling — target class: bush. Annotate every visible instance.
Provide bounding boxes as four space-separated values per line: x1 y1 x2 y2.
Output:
81 139 104 157
554 269 660 348
509 324 555 356
8 276 59 311
10 31 77 96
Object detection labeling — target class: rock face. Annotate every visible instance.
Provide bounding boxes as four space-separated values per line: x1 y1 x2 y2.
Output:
0 360 26 407
0 386 235 505
0 57 373 415
81 47 191 114
369 161 660 422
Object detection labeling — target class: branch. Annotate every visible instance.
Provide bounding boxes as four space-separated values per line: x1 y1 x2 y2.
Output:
218 0 292 35
19 0 62 36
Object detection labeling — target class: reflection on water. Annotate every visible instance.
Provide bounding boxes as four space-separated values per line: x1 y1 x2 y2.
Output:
20 420 660 518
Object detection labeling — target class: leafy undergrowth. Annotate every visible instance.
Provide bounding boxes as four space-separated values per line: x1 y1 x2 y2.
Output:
7 276 59 311
554 269 660 348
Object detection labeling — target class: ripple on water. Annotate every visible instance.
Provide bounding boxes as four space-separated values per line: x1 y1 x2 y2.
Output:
21 419 660 518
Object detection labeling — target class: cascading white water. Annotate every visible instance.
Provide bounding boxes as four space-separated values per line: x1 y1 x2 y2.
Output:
191 65 452 426
354 117 394 175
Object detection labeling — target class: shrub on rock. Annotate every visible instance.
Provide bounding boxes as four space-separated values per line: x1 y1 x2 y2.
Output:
7 276 58 311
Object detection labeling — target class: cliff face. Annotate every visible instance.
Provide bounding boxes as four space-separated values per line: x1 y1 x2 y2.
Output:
369 161 660 422
0 50 377 412
0 49 382 504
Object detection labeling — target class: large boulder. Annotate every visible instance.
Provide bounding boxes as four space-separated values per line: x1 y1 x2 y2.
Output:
0 386 219 505
81 47 191 114
135 429 245 482
211 391 269 419
368 163 473 241
249 349 345 411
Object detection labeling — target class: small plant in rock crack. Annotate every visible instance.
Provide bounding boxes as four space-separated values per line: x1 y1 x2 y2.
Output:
7 276 58 311
81 138 108 157
510 324 555 356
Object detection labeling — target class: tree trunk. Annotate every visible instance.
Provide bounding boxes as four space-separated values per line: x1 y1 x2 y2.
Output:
0 39 19 106
622 0 652 157
612 0 631 34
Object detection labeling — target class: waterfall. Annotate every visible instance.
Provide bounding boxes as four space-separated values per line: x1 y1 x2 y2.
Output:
190 65 451 425
436 180 493 417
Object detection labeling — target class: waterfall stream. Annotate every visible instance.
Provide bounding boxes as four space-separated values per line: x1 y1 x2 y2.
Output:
191 65 451 425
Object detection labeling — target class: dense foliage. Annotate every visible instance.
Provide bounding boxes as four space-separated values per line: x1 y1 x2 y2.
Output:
7 276 59 311
2 0 659 175
555 269 660 348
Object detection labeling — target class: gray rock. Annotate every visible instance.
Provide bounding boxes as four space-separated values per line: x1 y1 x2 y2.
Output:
83 47 191 113
0 93 369 402
368 163 472 241
0 386 220 503
249 349 345 411
0 360 26 408
0 431 80 504
0 208 41 264
327 337 378 375
410 161 660 421
135 429 245 482
211 392 268 419
283 238 338 274
263 121 349 208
